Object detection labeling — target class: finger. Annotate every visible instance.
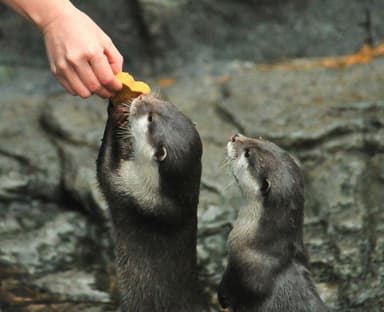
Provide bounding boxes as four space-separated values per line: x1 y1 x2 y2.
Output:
72 57 114 98
49 57 76 96
103 39 124 75
57 76 76 95
89 52 122 93
62 64 92 98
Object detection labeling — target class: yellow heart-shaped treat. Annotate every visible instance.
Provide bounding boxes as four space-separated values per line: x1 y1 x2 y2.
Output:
111 72 151 104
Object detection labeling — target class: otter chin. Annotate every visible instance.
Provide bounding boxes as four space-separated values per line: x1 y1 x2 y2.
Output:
218 134 327 312
97 95 206 312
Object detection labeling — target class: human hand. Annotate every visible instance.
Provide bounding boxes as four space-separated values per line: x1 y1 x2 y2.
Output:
41 6 123 98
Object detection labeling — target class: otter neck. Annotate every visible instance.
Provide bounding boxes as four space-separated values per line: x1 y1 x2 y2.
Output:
228 200 262 251
229 197 305 263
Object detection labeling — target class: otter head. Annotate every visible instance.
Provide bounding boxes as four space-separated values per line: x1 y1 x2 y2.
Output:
227 134 304 223
128 95 202 171
100 95 202 217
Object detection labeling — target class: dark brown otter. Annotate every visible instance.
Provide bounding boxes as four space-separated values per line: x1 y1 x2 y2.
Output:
218 134 327 312
97 95 206 312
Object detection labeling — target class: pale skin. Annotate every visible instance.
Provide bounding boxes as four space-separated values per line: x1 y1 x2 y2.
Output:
1 0 123 98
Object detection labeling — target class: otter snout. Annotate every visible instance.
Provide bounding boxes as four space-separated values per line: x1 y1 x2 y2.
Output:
130 94 158 119
230 133 265 144
230 133 239 142
227 133 248 159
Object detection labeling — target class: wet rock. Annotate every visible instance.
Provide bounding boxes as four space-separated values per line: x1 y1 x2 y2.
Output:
315 282 339 310
0 200 116 312
132 0 384 70
5 1 384 74
1 1 384 306
34 270 110 303
0 6 46 66
41 94 109 218
0 65 12 83
137 0 185 46
217 59 384 149
10 303 117 312
42 94 107 148
0 201 88 274
0 1 148 72
158 57 384 310
0 69 61 202
59 144 108 218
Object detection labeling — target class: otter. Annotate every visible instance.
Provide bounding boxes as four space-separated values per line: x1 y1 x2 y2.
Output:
97 95 206 312
218 134 327 312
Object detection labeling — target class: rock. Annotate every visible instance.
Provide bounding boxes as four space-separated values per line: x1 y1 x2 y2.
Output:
137 0 185 42
5 1 384 74
1 0 384 308
0 68 61 202
0 202 87 273
0 65 12 84
41 94 109 218
0 200 116 311
217 59 384 149
59 144 108 218
0 6 46 66
315 282 339 310
0 1 148 72
132 0 384 69
159 57 384 309
34 270 110 303
42 94 107 148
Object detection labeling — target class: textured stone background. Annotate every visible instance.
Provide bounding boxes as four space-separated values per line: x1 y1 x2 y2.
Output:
1 1 384 311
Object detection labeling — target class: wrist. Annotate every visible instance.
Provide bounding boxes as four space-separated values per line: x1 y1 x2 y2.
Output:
31 0 76 31
2 0 77 31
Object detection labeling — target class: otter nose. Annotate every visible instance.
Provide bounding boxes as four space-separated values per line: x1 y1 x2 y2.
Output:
231 134 239 142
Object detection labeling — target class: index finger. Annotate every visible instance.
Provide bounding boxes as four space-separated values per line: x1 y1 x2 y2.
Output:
104 42 124 75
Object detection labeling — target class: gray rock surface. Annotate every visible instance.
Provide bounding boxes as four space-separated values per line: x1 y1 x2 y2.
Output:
41 94 109 217
1 61 384 311
0 201 115 311
0 68 60 202
2 0 384 72
1 1 384 311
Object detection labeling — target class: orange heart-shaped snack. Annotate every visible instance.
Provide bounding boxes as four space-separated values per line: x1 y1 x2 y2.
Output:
111 72 151 104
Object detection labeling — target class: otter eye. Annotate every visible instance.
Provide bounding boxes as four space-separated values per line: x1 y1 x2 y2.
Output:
244 148 250 158
155 146 167 162
148 113 153 122
260 178 271 195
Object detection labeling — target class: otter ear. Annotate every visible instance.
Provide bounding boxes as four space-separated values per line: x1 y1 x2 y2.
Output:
154 146 167 162
260 178 271 195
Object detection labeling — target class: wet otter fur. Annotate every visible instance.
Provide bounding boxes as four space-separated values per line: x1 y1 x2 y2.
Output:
97 95 206 312
218 134 327 312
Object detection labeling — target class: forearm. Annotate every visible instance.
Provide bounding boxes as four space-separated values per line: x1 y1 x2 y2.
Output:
1 0 75 30
1 0 123 98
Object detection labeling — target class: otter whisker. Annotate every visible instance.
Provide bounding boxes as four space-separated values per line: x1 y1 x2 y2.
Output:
223 180 236 190
117 124 131 131
219 158 232 170
120 100 133 107
115 131 133 139
152 88 161 98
